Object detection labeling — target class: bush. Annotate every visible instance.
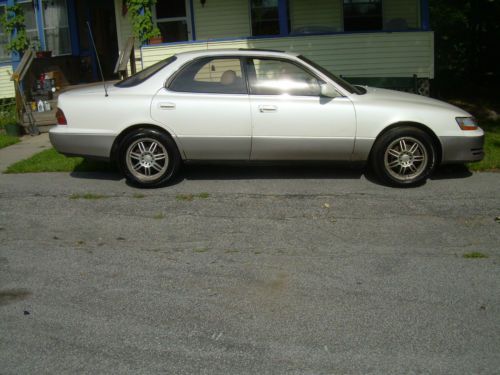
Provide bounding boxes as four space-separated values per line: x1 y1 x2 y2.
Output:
0 101 17 129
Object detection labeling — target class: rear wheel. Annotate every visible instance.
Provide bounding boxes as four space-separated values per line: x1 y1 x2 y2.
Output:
118 129 181 187
370 126 437 187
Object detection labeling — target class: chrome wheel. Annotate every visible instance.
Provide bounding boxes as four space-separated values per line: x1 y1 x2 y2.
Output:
125 138 169 182
384 137 428 181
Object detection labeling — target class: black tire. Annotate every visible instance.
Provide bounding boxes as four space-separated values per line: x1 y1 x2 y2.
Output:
369 126 437 187
118 128 181 188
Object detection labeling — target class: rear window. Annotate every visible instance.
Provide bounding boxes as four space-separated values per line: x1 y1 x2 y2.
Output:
115 56 177 88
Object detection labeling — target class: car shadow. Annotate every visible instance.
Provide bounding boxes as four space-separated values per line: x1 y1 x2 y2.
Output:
181 163 366 181
70 170 123 181
68 162 475 187
430 164 473 180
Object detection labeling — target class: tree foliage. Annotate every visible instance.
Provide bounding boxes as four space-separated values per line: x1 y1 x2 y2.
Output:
126 0 161 44
0 3 30 54
430 0 500 96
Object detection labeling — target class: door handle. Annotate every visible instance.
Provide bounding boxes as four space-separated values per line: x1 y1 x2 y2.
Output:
158 102 176 110
258 105 277 113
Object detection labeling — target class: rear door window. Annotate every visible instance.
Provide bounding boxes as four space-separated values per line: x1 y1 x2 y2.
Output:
169 57 247 94
115 56 177 88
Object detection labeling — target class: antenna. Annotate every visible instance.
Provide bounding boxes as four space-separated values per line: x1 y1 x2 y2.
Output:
86 21 108 97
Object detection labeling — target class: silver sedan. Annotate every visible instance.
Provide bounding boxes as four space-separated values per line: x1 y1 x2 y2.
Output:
50 49 484 187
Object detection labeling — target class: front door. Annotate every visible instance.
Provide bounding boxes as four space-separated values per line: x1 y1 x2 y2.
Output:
151 57 252 160
246 57 357 160
75 0 119 81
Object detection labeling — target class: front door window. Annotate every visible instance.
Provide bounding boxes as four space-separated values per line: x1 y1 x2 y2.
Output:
247 58 321 96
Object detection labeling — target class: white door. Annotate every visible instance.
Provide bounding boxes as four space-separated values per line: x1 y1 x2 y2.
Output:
246 57 357 160
151 57 252 160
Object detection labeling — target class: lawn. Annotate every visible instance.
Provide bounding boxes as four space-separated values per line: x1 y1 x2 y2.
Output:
4 148 114 174
0 133 20 149
467 119 500 171
0 101 20 149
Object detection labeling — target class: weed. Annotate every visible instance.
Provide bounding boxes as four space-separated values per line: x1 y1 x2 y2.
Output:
176 192 210 201
70 193 108 200
194 248 208 253
463 252 488 259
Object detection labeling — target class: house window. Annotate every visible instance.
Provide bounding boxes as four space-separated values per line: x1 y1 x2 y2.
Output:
42 0 71 55
18 1 40 49
0 5 9 61
153 0 191 43
343 0 382 32
250 0 280 36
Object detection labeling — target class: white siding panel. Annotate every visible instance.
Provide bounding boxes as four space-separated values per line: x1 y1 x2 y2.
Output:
193 0 250 40
0 65 15 99
141 32 434 78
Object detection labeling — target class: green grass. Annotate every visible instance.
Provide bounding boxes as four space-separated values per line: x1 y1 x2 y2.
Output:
0 134 20 149
153 213 165 219
70 193 109 200
4 148 114 174
463 252 488 259
467 120 500 171
132 193 146 199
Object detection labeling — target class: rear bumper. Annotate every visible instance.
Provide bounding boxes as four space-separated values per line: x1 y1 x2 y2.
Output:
439 135 485 164
49 126 116 160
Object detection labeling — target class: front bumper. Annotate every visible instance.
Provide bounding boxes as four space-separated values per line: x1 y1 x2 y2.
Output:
49 126 116 160
439 134 485 164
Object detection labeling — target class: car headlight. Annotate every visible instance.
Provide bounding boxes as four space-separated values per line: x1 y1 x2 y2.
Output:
456 117 479 131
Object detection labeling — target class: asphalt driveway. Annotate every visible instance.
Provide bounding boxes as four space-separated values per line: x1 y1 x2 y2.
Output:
1 166 499 374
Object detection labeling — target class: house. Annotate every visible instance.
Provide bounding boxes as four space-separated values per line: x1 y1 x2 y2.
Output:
0 0 433 102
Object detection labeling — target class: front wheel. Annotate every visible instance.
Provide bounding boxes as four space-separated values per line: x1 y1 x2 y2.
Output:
369 127 437 187
118 129 181 187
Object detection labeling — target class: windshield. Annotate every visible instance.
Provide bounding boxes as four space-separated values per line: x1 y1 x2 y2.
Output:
298 55 364 95
115 56 177 88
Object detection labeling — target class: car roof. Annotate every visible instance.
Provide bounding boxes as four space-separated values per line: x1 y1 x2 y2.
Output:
172 48 300 60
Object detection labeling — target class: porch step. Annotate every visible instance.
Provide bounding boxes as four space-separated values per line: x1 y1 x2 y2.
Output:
22 109 57 132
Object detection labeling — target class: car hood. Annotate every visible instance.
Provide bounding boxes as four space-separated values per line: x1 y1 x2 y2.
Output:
359 87 470 115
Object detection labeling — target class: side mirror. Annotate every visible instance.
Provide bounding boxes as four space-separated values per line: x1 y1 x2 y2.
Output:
320 83 339 98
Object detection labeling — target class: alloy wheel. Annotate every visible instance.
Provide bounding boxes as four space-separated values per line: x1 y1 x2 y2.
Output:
125 138 169 182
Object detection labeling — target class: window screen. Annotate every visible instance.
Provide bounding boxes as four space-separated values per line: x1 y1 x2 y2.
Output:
43 0 71 55
169 58 246 94
0 6 9 61
154 0 189 43
343 0 382 32
250 0 280 36
247 58 320 96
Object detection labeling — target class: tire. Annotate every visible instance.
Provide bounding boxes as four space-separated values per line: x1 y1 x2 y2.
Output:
118 128 181 188
369 126 437 187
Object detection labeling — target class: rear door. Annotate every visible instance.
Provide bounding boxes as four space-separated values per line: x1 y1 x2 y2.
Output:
151 56 252 160
246 57 356 160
